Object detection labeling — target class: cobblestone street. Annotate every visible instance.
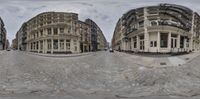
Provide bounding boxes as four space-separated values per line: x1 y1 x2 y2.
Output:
1 51 200 99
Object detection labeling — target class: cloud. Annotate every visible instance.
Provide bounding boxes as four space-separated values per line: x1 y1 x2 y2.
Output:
0 0 200 44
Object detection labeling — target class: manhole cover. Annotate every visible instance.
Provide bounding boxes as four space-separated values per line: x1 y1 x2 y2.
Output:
160 62 166 65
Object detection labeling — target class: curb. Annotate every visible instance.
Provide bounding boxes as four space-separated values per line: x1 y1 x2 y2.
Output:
26 52 93 58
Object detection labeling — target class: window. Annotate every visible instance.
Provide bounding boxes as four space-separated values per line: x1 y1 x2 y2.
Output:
150 41 157 47
36 42 39 50
151 21 157 26
47 39 51 49
60 28 64 34
33 42 35 50
139 35 144 50
60 40 64 50
154 41 157 47
47 21 51 24
133 37 137 48
40 41 43 50
54 28 58 35
47 28 51 35
40 30 43 36
150 41 153 47
139 21 144 27
180 36 184 48
53 40 58 49
66 40 70 50
160 33 168 48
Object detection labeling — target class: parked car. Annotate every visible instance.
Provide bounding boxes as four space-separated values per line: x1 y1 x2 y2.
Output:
6 48 11 51
109 49 114 52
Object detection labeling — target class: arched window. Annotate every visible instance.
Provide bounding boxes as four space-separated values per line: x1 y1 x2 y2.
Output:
151 21 157 26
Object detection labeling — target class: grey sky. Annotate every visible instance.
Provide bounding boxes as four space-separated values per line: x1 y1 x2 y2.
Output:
0 0 200 44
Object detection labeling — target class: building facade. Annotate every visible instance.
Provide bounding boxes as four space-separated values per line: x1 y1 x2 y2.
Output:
78 20 91 52
0 17 6 50
85 19 107 51
17 23 27 51
112 4 200 53
15 12 107 54
5 39 10 49
12 32 18 50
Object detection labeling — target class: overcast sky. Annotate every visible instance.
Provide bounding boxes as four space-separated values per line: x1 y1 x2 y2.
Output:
0 0 200 44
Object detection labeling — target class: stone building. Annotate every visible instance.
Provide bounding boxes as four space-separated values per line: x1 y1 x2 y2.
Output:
0 17 6 50
5 39 10 49
112 3 200 53
16 12 107 54
17 23 27 51
25 12 80 54
85 19 107 51
78 20 91 52
12 32 18 50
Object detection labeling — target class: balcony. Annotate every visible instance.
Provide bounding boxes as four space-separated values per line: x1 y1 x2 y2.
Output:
147 25 188 33
126 28 144 37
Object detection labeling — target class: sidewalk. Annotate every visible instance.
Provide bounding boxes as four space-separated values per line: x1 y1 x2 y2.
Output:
116 51 200 67
0 50 6 55
25 51 93 58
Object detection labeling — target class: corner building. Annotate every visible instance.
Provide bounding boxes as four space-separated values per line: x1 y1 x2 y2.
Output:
112 4 200 53
26 12 80 54
25 12 107 54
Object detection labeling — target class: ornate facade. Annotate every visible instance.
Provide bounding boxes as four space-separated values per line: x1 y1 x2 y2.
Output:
0 17 6 50
15 12 107 54
85 19 107 51
112 4 200 53
17 23 27 51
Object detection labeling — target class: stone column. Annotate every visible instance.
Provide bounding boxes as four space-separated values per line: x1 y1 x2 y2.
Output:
77 39 80 53
137 36 140 51
184 38 187 50
144 7 149 52
43 40 45 53
58 39 60 51
26 43 29 51
38 41 40 53
70 39 74 53
51 39 53 54
189 37 193 51
177 34 180 48
157 32 160 52
64 39 66 52
144 32 149 52
130 37 133 51
168 32 171 50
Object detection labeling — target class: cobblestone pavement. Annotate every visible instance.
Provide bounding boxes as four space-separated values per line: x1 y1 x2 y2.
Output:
1 51 200 99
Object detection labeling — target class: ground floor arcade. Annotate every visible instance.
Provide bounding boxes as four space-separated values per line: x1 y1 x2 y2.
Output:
120 32 192 53
27 38 80 54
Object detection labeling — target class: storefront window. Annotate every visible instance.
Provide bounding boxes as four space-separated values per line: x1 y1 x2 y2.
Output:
133 37 137 48
160 33 168 48
150 41 153 47
36 42 38 49
53 40 58 49
60 40 64 50
66 40 70 50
